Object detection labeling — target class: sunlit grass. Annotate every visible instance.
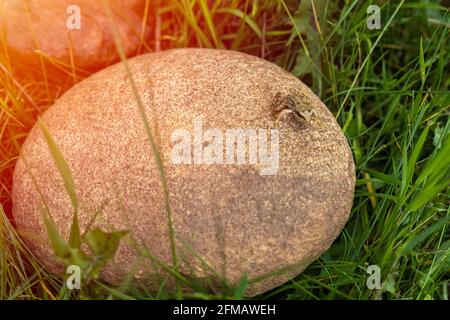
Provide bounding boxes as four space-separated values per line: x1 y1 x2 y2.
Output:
0 0 449 299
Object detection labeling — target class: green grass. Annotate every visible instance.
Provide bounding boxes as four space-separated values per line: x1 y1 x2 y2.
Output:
0 0 449 300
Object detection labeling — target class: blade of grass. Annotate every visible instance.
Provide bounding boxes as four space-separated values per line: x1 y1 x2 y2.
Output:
408 180 450 212
419 37 426 85
216 7 262 38
398 214 450 256
198 0 223 48
38 118 80 249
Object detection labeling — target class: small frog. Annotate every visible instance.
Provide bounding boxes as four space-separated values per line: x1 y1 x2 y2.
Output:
271 89 320 126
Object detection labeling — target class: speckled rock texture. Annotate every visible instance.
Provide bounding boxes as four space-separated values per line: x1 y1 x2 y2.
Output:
13 48 355 296
0 0 150 85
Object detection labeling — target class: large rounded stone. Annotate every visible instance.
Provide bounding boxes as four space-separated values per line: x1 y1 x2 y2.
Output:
12 48 355 296
0 0 151 86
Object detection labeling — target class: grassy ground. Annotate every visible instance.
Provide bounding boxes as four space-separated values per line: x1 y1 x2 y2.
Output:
0 0 449 299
